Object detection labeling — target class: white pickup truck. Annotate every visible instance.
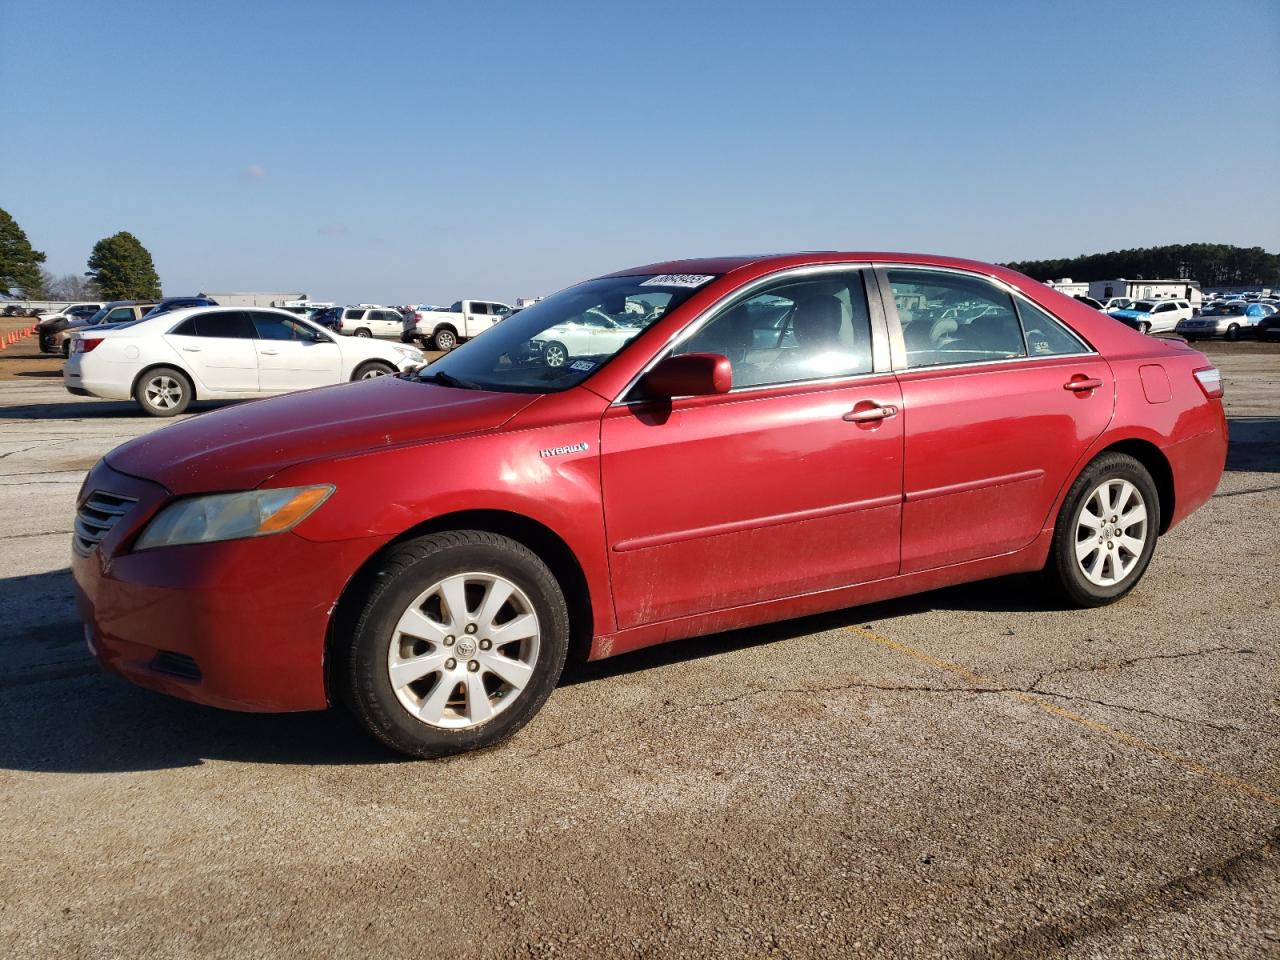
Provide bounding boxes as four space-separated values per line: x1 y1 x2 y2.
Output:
405 300 513 350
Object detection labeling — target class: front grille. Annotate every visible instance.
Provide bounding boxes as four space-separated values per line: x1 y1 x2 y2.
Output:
73 490 138 556
151 651 202 681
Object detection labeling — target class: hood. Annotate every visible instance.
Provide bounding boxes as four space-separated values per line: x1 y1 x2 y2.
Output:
106 376 540 494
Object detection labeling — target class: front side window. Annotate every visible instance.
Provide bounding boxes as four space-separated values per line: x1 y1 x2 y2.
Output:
417 275 709 393
675 271 873 388
491 304 511 316
251 312 322 341
887 270 1024 368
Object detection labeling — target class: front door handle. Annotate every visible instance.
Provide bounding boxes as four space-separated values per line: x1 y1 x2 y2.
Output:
260 349 279 356
1064 377 1103 392
182 346 201 352
843 403 899 423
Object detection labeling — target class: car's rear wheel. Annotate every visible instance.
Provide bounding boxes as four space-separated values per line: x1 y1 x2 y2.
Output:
340 530 569 758
1044 452 1159 607
60 340 70 358
432 328 458 351
542 340 568 367
1225 323 1241 342
353 328 372 338
134 367 193 417
352 360 395 380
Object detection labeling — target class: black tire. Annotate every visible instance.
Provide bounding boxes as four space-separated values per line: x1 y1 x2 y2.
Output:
1138 321 1151 335
352 360 395 381
339 530 570 758
1043 452 1160 608
1225 323 1240 342
542 340 569 367
353 327 372 338
432 327 458 351
60 340 70 358
133 366 193 417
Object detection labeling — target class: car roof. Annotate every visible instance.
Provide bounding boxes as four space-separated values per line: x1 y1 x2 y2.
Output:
597 251 1043 285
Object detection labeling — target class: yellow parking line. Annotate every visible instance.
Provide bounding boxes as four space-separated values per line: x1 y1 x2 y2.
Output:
848 627 1280 809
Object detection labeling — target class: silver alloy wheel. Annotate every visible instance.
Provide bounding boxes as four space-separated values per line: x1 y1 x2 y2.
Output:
387 572 540 729
1074 478 1148 586
359 364 391 379
543 342 567 367
144 374 184 410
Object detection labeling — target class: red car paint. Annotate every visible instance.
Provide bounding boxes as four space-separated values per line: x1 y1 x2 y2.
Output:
73 253 1228 712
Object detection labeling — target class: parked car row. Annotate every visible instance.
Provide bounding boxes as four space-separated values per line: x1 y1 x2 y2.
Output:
1177 300 1277 341
63 306 424 416
35 297 219 356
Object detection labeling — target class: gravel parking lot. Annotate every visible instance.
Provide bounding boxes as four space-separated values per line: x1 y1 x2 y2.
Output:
0 337 1276 958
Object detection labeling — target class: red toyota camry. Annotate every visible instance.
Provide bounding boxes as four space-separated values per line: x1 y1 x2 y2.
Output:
72 253 1227 757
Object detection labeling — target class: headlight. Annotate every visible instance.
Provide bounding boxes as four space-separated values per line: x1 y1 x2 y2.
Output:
133 485 334 551
393 344 424 361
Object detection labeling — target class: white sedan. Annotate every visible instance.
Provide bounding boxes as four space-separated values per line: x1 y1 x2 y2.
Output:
531 310 641 367
64 306 424 416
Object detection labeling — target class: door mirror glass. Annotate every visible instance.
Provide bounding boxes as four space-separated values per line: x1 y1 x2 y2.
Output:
642 353 733 399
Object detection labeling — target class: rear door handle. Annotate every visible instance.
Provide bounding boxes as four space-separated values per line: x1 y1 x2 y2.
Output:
182 346 201 352
260 349 279 356
1064 377 1104 392
843 403 899 423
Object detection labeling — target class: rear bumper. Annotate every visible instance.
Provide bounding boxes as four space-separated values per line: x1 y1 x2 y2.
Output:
72 461 386 712
1165 414 1228 530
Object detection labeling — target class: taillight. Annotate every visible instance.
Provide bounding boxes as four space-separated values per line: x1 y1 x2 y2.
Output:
1193 366 1223 399
74 338 104 354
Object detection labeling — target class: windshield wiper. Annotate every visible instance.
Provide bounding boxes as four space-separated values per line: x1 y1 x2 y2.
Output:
417 370 478 390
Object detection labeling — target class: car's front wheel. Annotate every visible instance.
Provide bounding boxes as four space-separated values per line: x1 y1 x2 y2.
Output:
1138 321 1151 335
134 367 193 417
352 360 396 380
1044 452 1159 607
339 530 570 758
542 340 568 367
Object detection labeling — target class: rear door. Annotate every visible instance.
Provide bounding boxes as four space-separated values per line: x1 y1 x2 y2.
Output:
371 310 402 337
164 311 259 392
463 301 489 337
880 266 1114 572
249 311 342 391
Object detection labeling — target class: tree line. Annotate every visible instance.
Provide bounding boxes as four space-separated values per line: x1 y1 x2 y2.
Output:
1006 244 1280 288
0 207 162 301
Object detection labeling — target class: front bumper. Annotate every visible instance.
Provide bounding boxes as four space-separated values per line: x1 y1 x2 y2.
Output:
72 460 386 712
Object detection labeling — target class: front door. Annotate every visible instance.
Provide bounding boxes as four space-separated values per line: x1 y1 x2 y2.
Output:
248 311 342 391
600 268 903 630
880 267 1115 572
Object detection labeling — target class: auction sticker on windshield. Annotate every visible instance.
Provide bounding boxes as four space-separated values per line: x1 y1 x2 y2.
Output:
640 274 716 288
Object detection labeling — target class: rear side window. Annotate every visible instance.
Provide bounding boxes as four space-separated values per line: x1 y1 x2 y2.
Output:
887 270 1025 368
172 311 255 338
1015 299 1089 356
104 307 135 323
470 302 489 315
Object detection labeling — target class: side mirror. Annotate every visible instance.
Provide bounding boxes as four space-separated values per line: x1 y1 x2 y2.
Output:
642 353 733 399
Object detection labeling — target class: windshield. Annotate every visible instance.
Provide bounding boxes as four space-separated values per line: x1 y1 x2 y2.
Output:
417 274 713 393
1206 302 1245 316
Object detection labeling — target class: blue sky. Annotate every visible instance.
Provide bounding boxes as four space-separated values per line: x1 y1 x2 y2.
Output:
2 0 1277 304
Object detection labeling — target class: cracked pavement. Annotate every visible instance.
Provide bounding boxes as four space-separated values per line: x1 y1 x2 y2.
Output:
1 342 1278 959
